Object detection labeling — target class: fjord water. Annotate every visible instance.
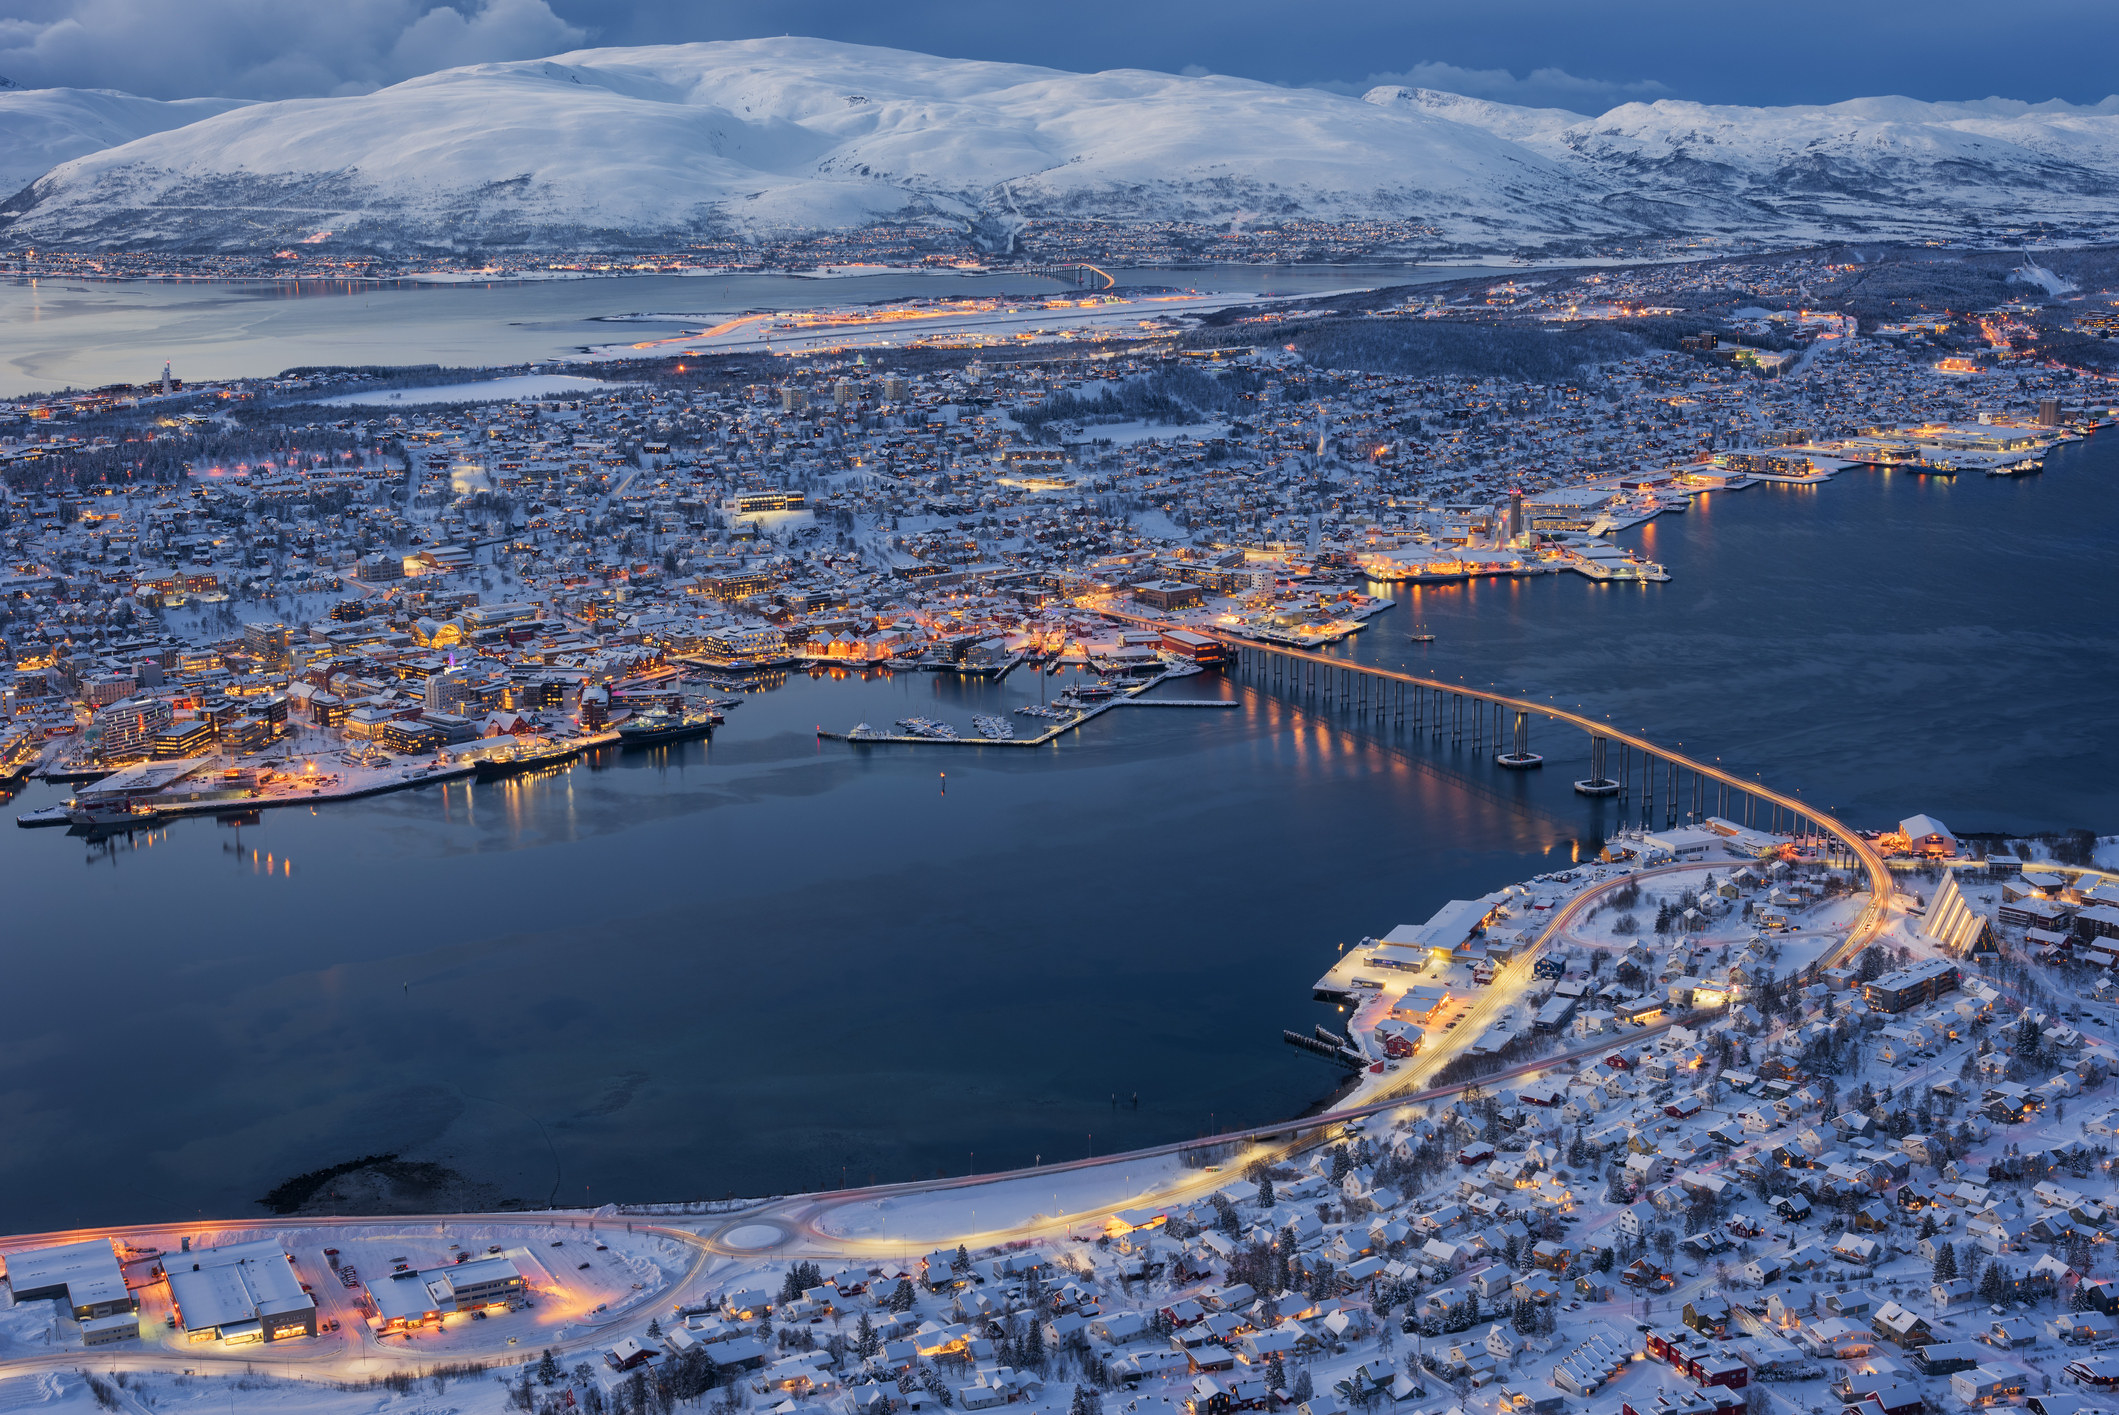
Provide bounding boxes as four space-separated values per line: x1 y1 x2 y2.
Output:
1 417 2114 1232
1332 428 2119 836
0 264 1497 398
0 674 1603 1229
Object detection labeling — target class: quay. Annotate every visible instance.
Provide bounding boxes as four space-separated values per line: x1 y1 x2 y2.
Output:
815 677 1236 748
15 731 621 829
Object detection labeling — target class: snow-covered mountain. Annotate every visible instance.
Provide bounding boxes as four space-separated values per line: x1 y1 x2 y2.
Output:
0 88 252 201
6 39 2119 255
1361 86 1586 146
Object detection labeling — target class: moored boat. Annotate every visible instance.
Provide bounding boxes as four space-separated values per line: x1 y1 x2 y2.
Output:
617 708 720 747
474 740 583 780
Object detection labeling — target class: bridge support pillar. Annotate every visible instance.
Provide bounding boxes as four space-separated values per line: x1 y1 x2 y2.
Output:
1497 709 1542 768
1575 735 1619 796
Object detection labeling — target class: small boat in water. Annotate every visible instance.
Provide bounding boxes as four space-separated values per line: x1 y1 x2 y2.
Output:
1407 628 1436 643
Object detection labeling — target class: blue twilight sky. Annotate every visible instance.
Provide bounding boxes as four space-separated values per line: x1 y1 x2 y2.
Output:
1 0 2114 110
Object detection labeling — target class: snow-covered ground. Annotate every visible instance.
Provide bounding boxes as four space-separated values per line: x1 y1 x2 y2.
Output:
813 1155 1199 1247
310 375 626 408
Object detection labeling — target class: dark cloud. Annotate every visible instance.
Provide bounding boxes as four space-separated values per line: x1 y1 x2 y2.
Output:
2 0 2115 108
0 0 587 99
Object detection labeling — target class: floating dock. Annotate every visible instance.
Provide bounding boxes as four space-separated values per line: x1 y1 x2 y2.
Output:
817 682 1238 748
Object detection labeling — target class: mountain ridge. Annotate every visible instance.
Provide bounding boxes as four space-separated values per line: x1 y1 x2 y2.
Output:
6 38 2119 256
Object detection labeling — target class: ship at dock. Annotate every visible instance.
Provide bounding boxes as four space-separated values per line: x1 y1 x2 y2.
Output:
473 739 583 780
616 706 722 748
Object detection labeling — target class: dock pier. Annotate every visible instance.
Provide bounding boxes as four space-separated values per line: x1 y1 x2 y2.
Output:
815 675 1239 749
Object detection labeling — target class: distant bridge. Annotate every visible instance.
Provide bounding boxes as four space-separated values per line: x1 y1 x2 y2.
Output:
1217 634 1892 956
1021 261 1117 290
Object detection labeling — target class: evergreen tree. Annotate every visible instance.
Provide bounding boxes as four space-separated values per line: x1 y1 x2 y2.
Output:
537 1350 561 1385
647 1317 663 1341
1258 1174 1276 1209
1290 1370 1314 1403
1266 1355 1288 1392
1932 1244 1957 1283
955 1244 970 1270
888 1278 917 1313
1979 1262 2009 1304
855 1311 877 1359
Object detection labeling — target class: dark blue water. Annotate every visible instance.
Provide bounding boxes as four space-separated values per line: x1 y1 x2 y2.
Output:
1332 428 2119 836
0 431 2110 1229
0 671 1607 1228
0 263 1496 398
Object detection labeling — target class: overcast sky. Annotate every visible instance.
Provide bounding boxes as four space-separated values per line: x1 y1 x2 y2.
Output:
3 0 2115 110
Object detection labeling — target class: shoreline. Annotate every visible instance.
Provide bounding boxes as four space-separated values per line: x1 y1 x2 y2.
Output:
16 731 622 829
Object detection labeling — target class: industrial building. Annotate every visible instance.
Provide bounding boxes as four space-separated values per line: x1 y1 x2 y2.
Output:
163 1240 317 1345
369 1250 529 1331
1 1237 135 1320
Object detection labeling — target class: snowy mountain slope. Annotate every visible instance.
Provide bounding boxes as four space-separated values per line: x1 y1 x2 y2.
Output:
0 88 252 199
1552 96 2119 212
7 39 2119 254
0 39 1618 252
1362 86 1587 145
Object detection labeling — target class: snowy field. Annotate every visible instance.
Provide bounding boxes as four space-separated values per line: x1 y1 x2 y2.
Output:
812 1153 1199 1246
311 376 625 408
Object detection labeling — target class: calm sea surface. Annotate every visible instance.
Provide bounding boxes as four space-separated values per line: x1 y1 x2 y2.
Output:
0 264 1495 398
0 313 2113 1231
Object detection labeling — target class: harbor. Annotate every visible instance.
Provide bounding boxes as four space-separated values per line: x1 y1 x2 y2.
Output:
820 671 1240 747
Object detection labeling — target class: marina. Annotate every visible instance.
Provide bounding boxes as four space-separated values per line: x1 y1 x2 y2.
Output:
827 674 1238 747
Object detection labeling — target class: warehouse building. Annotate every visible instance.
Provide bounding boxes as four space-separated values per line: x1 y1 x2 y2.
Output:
164 1240 316 1345
2 1238 135 1320
370 1250 529 1331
